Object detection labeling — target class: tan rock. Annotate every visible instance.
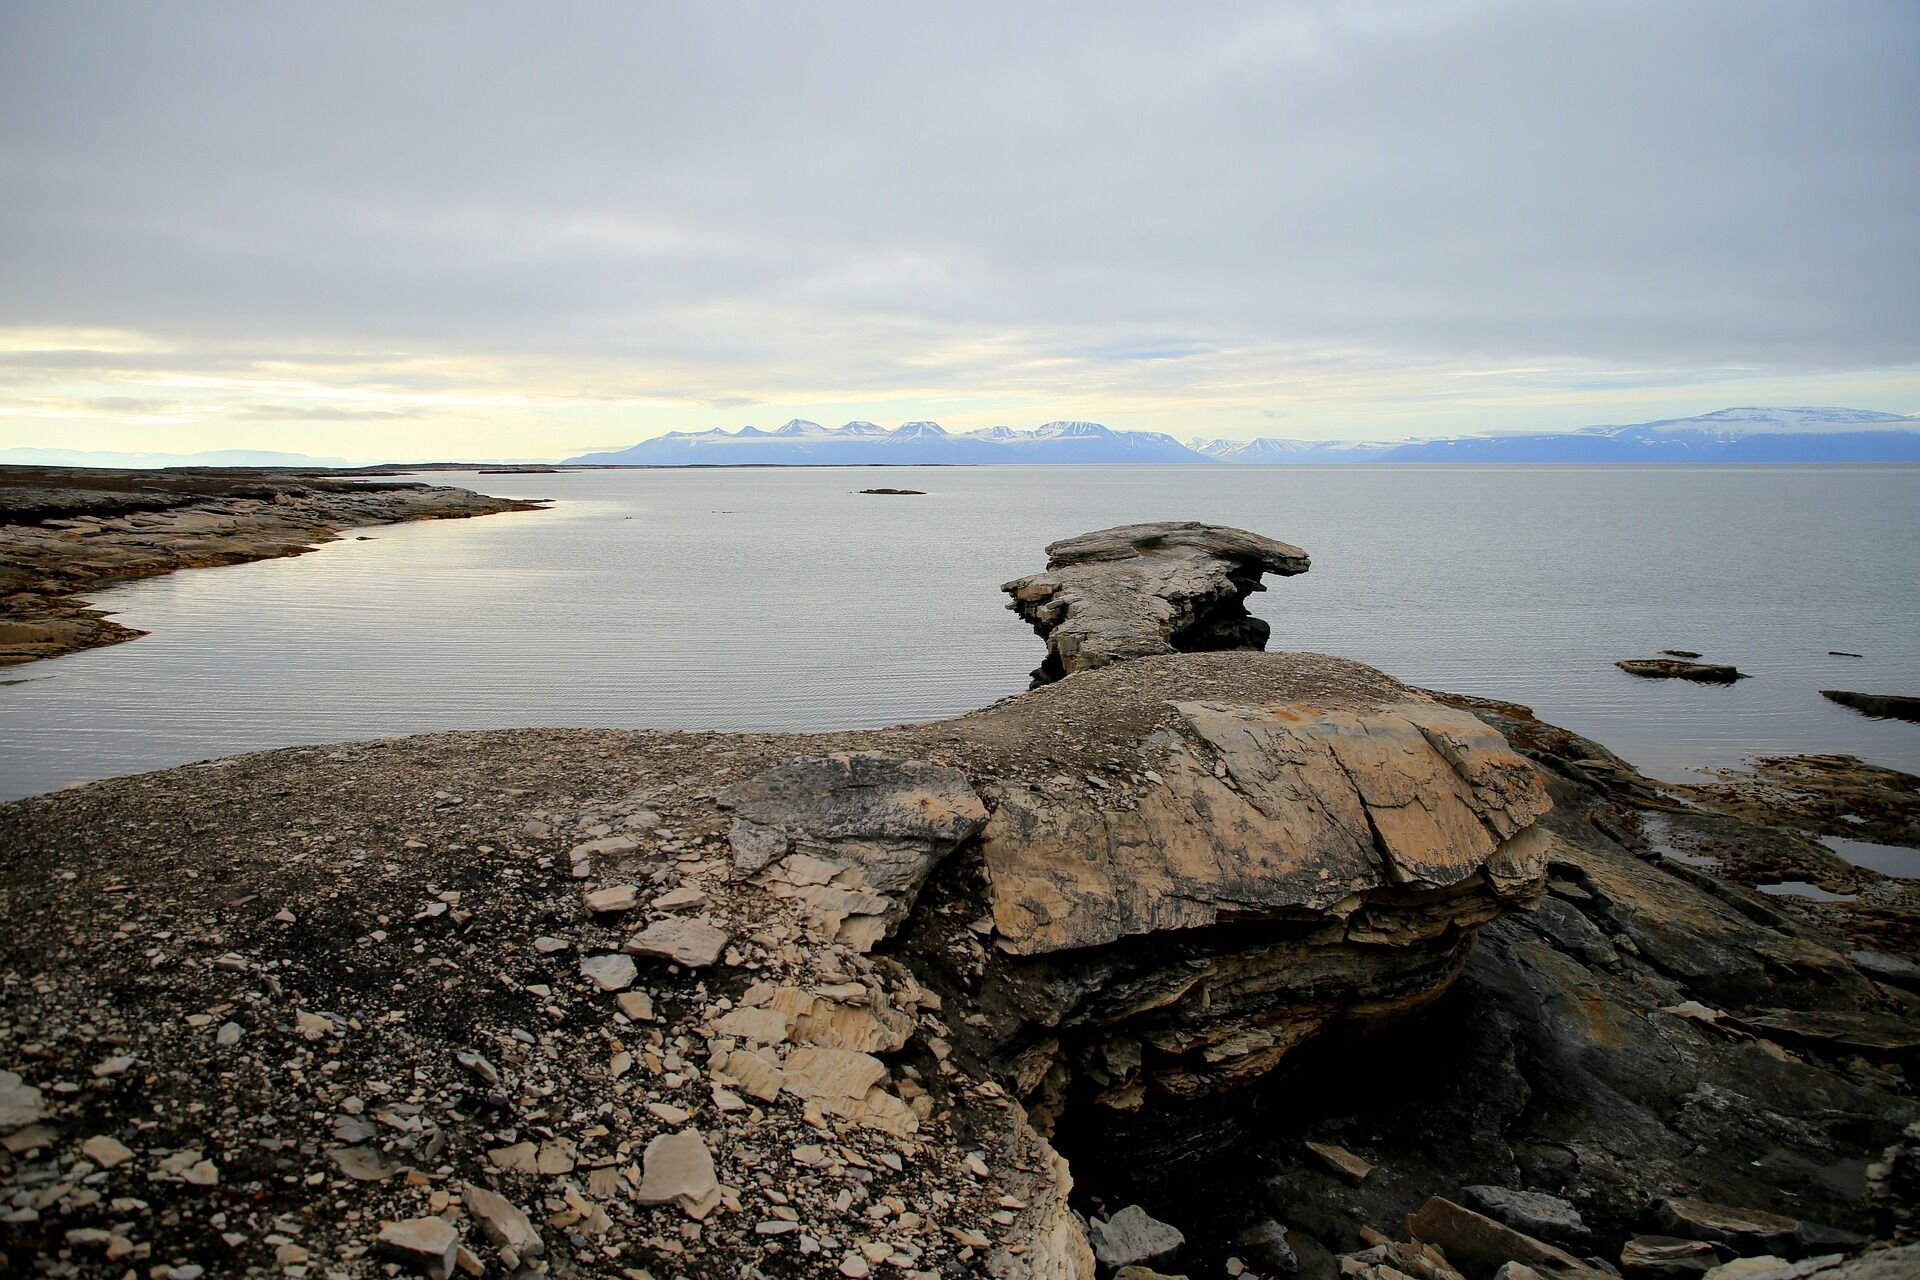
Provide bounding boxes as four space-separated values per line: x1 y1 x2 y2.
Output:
625 918 730 968
377 1216 460 1279
634 1129 721 1219
461 1183 544 1257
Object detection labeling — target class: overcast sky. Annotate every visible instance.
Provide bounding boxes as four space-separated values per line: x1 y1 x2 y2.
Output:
1 1 1915 460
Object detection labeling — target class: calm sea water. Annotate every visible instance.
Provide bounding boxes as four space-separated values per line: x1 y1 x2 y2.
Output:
3 465 1916 801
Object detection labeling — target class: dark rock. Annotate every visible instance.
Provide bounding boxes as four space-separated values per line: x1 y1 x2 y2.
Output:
1821 691 1920 724
1406 1195 1608 1279
1661 650 1704 659
1652 1198 1799 1256
1461 1186 1591 1246
1616 659 1746 683
856 487 925 495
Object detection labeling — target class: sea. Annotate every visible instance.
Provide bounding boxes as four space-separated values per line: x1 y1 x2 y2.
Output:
3 464 1916 802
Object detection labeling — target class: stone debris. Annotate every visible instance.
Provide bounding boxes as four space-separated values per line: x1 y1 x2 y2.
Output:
582 883 639 913
1462 1185 1591 1245
78 1134 133 1169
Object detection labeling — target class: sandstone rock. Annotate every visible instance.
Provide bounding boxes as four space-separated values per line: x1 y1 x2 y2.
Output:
780 1046 918 1135
0 1071 46 1129
80 1135 133 1169
982 693 1550 955
461 1183 544 1257
376 1216 460 1279
634 1129 721 1219
624 918 729 968
1622 1237 1725 1278
1002 521 1310 685
1306 1140 1373 1184
1090 1204 1185 1268
583 884 638 913
720 752 986 947
578 953 637 991
1653 1199 1800 1256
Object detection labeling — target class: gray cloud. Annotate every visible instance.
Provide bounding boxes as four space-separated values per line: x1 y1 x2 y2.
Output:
0 0 1914 416
235 403 425 422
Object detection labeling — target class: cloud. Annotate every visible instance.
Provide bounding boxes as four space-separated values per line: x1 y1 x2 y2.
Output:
0 1 1915 454
235 403 425 421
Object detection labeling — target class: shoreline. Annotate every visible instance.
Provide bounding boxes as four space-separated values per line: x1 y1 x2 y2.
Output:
1 519 1915 1279
0 465 546 666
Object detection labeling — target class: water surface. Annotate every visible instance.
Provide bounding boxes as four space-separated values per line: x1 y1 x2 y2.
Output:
4 465 1916 800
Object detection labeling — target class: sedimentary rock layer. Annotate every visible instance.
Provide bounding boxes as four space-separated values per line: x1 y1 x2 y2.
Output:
1002 520 1310 684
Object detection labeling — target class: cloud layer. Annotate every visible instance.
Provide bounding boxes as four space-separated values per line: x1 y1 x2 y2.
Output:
1 1 1915 458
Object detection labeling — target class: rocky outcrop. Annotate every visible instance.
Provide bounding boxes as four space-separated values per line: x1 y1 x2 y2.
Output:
1002 521 1309 684
0 465 544 665
1617 658 1747 683
1822 691 1920 724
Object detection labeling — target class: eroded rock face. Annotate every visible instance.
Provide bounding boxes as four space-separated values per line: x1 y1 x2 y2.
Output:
720 751 988 951
896 652 1554 1113
1002 521 1310 685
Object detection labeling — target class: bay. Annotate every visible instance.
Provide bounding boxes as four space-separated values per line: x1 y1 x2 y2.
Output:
3 464 1916 801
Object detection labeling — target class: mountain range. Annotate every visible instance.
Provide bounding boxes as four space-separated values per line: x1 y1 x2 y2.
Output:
568 407 1920 466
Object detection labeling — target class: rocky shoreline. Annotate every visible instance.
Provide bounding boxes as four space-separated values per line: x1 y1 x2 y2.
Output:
0 466 545 666
1 523 1916 1280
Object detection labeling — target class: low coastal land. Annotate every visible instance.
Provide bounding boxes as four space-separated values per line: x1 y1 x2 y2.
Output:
1 521 1916 1280
0 465 545 666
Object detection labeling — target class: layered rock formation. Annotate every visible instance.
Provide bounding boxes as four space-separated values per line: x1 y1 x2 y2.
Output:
1002 521 1310 684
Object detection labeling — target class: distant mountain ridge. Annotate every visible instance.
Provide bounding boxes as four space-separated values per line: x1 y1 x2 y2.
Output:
569 406 1920 466
0 446 353 469
566 419 1208 465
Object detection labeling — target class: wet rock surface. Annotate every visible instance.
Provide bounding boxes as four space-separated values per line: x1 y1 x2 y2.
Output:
1616 658 1747 683
1002 521 1309 685
0 464 544 665
1821 692 1920 725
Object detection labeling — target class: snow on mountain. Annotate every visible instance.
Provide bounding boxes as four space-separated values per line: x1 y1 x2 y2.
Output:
564 407 1920 466
1581 406 1914 437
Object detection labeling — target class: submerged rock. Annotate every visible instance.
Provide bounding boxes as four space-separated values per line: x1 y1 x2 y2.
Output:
1821 691 1920 724
1003 520 1309 685
1617 658 1747 683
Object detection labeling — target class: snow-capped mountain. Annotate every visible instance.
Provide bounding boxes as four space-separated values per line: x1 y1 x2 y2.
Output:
565 407 1919 467
567 420 1213 465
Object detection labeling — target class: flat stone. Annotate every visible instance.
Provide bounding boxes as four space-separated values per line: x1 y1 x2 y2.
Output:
1407 1196 1607 1280
652 885 709 911
1654 1199 1800 1254
578 953 638 991
461 1183 544 1257
1621 1236 1722 1277
583 884 639 913
634 1129 721 1219
80 1135 134 1169
1305 1140 1372 1184
624 918 729 968
376 1216 460 1279
1462 1186 1590 1243
1090 1204 1186 1268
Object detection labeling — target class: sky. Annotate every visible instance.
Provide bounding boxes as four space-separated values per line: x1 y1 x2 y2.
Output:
1 1 1916 462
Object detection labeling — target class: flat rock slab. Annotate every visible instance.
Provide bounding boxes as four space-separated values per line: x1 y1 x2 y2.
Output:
376 1216 460 1279
1462 1186 1590 1243
625 919 729 968
982 692 1552 954
634 1129 721 1219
